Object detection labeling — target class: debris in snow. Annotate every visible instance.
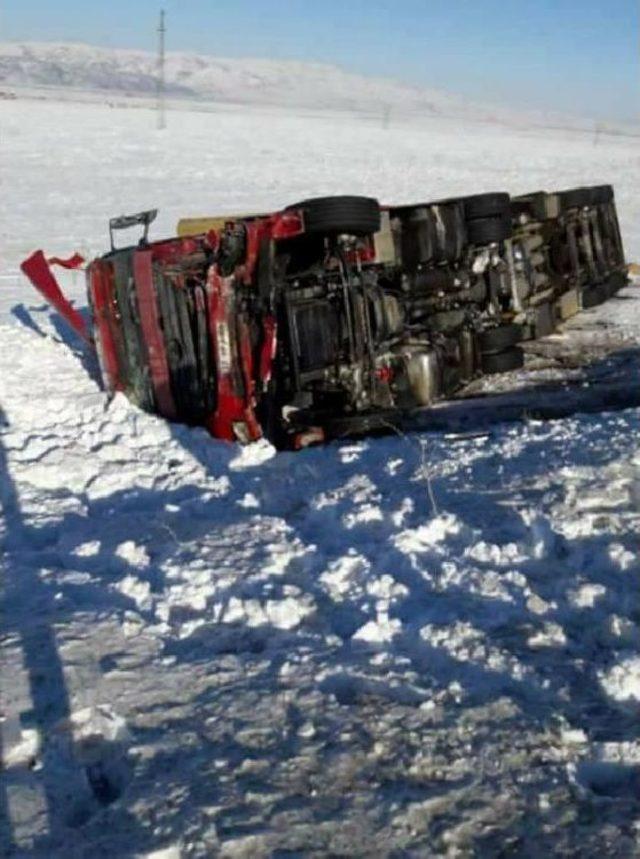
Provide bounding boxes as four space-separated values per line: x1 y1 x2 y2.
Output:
228 438 276 470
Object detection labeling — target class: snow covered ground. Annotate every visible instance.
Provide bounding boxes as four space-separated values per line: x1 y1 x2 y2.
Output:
1 93 640 857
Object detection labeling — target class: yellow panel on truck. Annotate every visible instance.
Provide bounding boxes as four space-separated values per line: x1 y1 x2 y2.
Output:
177 214 266 237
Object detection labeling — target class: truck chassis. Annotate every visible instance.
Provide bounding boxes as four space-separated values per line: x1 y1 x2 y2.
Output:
21 185 628 449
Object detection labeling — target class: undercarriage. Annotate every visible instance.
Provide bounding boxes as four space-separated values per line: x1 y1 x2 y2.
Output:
21 186 628 449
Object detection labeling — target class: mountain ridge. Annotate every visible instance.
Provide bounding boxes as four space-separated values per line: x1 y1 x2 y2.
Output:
1 40 635 135
0 40 562 126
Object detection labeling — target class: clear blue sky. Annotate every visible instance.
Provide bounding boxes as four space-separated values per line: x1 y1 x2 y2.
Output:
3 0 638 121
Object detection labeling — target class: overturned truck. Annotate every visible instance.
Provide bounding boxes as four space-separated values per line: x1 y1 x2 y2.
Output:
22 186 628 449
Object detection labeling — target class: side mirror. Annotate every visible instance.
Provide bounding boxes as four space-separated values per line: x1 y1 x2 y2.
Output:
109 209 158 251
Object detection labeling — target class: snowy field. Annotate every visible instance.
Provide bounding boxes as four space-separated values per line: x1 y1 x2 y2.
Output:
1 94 640 858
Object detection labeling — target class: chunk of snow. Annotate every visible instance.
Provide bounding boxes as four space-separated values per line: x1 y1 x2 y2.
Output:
1 726 40 769
567 583 606 609
115 575 153 611
599 657 640 704
527 622 567 649
228 438 276 470
72 540 101 557
353 612 401 643
394 513 464 554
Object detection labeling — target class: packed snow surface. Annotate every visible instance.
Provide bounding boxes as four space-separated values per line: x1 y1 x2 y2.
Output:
1 92 640 857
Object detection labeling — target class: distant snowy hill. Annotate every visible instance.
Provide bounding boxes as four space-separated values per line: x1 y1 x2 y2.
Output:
0 40 579 128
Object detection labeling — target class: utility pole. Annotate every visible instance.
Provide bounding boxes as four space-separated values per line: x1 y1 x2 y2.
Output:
593 121 605 147
156 9 166 130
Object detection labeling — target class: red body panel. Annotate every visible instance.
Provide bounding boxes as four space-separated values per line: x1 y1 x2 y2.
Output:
48 252 86 270
258 316 277 388
87 261 124 393
21 250 92 345
205 267 262 443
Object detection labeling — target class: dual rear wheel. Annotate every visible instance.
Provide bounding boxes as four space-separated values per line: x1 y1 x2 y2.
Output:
287 196 525 379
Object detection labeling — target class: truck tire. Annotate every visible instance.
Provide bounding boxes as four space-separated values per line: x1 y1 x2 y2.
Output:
477 323 523 354
434 203 467 262
464 193 511 220
289 196 381 237
481 346 524 374
467 214 512 244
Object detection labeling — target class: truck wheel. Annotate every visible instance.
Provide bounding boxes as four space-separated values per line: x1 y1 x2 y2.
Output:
434 203 467 262
289 196 381 237
467 213 512 244
464 193 511 220
481 346 524 374
477 323 523 354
